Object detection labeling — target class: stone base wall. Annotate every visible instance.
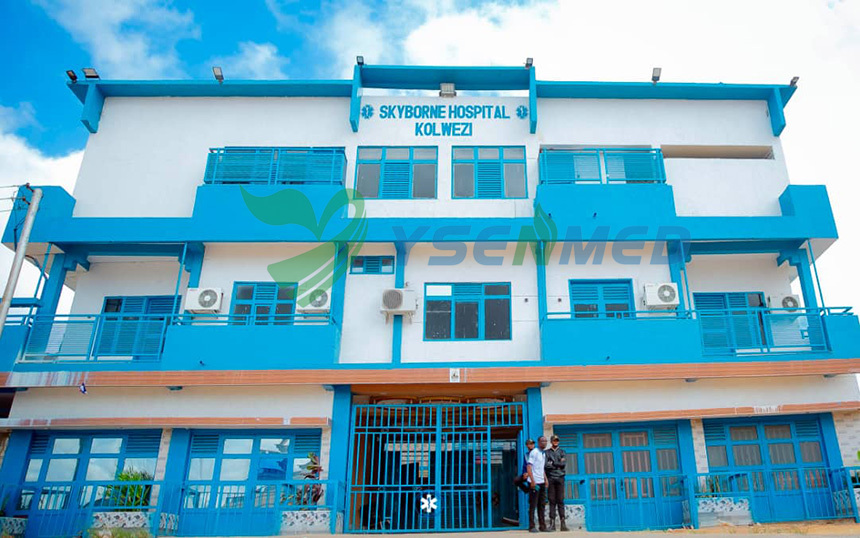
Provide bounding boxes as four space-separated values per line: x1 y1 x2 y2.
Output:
833 410 860 466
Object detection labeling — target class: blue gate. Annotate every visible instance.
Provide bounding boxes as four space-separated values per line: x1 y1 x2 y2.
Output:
346 402 524 533
702 415 839 522
556 422 688 531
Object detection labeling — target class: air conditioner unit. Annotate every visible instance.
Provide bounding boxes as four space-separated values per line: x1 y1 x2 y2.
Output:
186 287 223 313
381 288 417 321
298 288 332 312
772 294 801 312
643 283 680 310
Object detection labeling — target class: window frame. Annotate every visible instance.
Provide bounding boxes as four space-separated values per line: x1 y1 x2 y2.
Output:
350 255 395 275
230 281 298 326
451 146 528 199
354 146 438 199
423 282 512 341
568 279 635 320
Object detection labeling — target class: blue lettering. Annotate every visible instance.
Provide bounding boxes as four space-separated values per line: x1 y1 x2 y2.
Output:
441 122 453 136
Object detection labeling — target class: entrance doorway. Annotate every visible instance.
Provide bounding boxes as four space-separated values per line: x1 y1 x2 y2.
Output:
346 402 524 533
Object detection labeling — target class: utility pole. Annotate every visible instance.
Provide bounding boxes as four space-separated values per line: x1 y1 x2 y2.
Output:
0 186 43 338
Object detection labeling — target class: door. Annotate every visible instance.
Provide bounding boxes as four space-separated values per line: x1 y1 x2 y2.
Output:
346 402 524 533
178 430 322 536
695 292 767 354
556 423 687 531
98 295 176 360
703 415 835 522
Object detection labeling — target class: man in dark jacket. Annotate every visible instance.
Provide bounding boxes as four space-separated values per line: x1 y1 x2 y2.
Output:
544 435 568 531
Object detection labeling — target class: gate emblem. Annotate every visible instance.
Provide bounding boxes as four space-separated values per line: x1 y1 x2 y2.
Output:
420 494 438 514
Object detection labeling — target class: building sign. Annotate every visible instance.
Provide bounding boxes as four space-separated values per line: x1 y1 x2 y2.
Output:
361 103 528 137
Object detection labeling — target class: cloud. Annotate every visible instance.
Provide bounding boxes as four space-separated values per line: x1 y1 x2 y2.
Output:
0 103 39 132
209 42 290 80
33 0 199 79
0 103 81 311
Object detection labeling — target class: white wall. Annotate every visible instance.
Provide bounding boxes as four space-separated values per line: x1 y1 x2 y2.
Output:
9 385 333 422
71 95 785 220
685 253 797 308
666 158 789 216
400 242 539 363
340 243 395 364
545 242 672 314
542 375 860 418
195 243 333 313
70 259 185 314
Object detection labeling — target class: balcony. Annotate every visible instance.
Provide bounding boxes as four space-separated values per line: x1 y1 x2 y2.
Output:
6 312 339 373
535 148 676 229
541 307 860 365
203 147 346 186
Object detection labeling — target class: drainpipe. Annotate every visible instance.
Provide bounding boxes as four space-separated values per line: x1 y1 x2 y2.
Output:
0 187 42 339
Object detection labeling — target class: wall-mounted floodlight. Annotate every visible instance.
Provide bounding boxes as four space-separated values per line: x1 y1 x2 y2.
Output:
651 67 662 84
440 83 456 97
212 66 224 83
356 55 365 66
66 70 77 83
82 67 99 79
790 76 799 87
525 57 533 69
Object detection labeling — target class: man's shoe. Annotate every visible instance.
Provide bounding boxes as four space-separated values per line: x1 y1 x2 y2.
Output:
560 524 570 532
548 523 556 531
540 528 550 532
529 528 539 533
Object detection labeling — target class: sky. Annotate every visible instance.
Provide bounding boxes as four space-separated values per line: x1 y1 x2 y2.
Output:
0 0 859 312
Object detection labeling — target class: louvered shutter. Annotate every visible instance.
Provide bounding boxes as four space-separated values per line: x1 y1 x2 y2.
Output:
380 162 411 199
293 431 322 456
727 292 763 350
363 257 382 274
600 282 633 316
695 293 732 354
475 161 503 198
126 431 162 454
190 433 220 454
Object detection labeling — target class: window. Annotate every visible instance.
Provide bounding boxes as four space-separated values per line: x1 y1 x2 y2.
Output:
452 146 527 198
695 292 767 351
231 282 297 325
355 147 437 199
98 296 177 358
350 256 395 274
568 280 634 319
183 431 321 511
424 283 511 341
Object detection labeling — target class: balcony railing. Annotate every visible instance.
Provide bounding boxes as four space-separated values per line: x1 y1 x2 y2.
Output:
22 314 171 363
539 148 666 184
1 478 342 537
698 306 838 356
203 147 346 186
173 312 332 326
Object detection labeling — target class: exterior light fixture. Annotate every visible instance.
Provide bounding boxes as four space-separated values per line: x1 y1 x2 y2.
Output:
790 76 799 87
525 57 533 69
651 67 662 84
439 83 456 98
66 70 78 83
213 66 224 83
82 67 99 79
356 55 364 66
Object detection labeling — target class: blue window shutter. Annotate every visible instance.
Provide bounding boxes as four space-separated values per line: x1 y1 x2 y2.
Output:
569 282 600 303
126 431 162 454
293 432 322 455
145 296 179 315
190 433 220 454
703 422 727 443
380 162 411 198
453 283 483 297
254 283 278 302
693 293 728 311
475 161 503 198
364 257 382 274
119 297 146 315
601 282 632 308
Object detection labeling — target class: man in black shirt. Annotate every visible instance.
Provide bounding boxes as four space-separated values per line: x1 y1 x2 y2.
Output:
544 434 569 531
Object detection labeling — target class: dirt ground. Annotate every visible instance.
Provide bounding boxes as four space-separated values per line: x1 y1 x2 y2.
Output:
678 519 860 535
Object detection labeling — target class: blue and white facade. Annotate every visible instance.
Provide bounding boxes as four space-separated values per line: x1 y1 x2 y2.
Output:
1 64 860 536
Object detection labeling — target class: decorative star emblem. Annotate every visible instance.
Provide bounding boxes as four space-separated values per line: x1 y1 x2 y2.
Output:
516 105 529 119
361 104 374 119
420 494 438 514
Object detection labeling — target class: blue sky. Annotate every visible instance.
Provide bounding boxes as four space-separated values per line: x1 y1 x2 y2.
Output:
1 0 860 309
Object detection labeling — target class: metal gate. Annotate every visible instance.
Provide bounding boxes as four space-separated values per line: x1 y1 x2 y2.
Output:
346 402 524 533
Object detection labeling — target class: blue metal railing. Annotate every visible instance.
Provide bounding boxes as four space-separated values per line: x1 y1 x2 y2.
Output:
15 310 334 364
697 306 842 356
545 309 692 321
22 313 171 363
1 479 341 537
539 148 666 185
203 147 346 186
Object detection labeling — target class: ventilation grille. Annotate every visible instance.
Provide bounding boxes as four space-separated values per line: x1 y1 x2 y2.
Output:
30 433 51 455
652 427 679 446
190 434 220 454
553 428 579 449
126 431 162 454
795 419 821 438
703 422 726 443
293 432 322 455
